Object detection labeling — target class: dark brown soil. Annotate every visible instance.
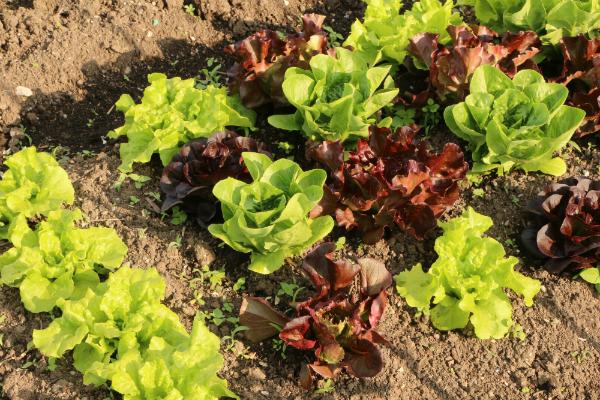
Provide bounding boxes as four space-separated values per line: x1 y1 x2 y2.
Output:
1 1 600 400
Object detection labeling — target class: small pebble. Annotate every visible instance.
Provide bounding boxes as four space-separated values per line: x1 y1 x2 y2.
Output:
15 86 33 97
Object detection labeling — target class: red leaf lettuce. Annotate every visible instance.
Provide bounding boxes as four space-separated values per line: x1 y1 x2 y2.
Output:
521 177 600 273
225 14 330 109
160 130 270 224
307 125 468 244
239 243 392 386
408 25 541 102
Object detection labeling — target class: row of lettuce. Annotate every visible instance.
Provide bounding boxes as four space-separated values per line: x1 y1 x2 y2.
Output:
0 148 236 399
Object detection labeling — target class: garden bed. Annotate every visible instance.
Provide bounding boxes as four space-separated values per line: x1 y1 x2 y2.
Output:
1 0 599 399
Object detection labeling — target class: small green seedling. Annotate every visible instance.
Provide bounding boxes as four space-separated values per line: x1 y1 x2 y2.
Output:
171 206 188 225
233 277 246 292
315 378 335 394
323 25 343 47
184 3 196 16
335 236 346 251
472 188 485 198
421 99 441 136
196 57 223 89
168 234 182 249
129 196 140 206
276 281 304 305
272 338 288 360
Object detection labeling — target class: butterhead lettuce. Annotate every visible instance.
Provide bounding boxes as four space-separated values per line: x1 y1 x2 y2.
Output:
395 208 541 339
444 65 585 176
109 73 256 172
208 152 334 274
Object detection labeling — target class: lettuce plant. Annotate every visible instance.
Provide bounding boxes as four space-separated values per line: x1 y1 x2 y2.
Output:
554 35 600 138
267 47 399 143
160 130 270 224
208 152 334 274
225 14 331 109
0 147 74 239
307 125 468 244
239 243 392 385
521 177 600 274
33 267 236 400
459 0 600 45
580 267 600 292
344 0 463 65
444 65 586 176
0 209 127 313
409 25 542 101
108 73 256 172
395 208 541 339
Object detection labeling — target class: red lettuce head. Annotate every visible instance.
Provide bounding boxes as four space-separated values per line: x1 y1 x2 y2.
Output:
160 130 270 223
239 243 392 387
307 125 469 244
521 177 600 273
554 35 600 138
225 14 330 109
408 25 541 102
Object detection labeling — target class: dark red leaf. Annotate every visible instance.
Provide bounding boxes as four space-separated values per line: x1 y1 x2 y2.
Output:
239 297 290 342
343 339 384 378
280 316 317 350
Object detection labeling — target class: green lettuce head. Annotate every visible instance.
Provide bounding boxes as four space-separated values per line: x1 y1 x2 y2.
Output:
267 47 399 143
208 152 334 274
33 267 236 399
444 65 585 176
345 0 463 65
395 208 541 339
0 209 127 313
0 147 74 240
459 0 600 44
108 73 256 173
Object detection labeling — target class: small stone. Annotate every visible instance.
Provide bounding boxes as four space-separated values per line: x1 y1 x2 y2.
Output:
249 367 267 380
15 86 33 97
194 243 215 266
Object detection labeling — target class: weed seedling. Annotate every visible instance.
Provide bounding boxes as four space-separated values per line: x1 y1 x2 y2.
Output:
171 206 188 226
196 57 223 89
272 338 288 360
315 378 335 394
323 25 343 47
421 99 441 136
129 196 140 206
184 3 196 16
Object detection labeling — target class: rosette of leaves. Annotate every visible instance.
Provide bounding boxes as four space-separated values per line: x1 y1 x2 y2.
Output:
225 14 331 109
344 0 463 65
521 177 600 274
267 47 399 143
444 65 586 176
108 73 256 173
0 147 74 240
459 0 600 45
307 125 469 244
207 152 334 274
33 267 236 399
552 35 600 137
409 25 542 101
0 209 127 313
160 130 270 224
239 243 392 385
396 208 541 339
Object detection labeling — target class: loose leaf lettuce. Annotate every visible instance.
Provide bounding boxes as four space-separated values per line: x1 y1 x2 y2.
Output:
225 14 331 108
160 130 271 223
307 125 468 244
521 177 600 274
409 25 542 101
395 208 541 339
0 147 74 240
554 35 600 137
208 152 334 274
444 65 586 176
239 243 391 386
108 73 256 172
33 267 236 400
268 47 399 143
0 209 127 313
344 0 463 65
459 0 600 45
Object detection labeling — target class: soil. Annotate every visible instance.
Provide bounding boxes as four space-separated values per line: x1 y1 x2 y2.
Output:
1 1 600 400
